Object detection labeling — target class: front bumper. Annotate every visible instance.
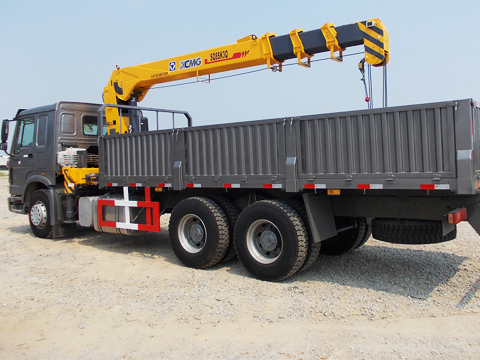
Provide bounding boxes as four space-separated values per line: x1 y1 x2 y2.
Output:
8 196 24 214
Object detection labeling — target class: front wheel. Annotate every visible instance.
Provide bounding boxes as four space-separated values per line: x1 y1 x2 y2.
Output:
169 197 230 269
29 190 52 238
234 200 308 281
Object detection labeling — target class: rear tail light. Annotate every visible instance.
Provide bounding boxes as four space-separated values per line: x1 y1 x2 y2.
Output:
448 207 467 224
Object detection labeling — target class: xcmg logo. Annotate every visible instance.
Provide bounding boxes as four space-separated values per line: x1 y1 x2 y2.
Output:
179 57 202 70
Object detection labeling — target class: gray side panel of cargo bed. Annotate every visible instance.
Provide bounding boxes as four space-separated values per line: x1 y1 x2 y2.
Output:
99 120 287 189
184 122 285 177
100 131 174 185
98 100 477 193
296 102 457 189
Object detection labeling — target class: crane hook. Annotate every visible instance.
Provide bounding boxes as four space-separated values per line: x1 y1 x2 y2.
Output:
358 58 370 103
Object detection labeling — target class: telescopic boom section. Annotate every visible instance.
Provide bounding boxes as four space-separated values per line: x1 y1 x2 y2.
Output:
103 18 389 134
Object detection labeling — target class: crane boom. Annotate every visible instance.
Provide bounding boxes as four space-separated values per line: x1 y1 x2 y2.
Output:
103 19 389 134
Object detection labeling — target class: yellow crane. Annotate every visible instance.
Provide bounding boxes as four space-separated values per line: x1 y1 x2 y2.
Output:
103 19 389 134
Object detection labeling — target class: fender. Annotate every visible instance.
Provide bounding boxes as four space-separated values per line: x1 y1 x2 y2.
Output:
23 174 63 227
23 173 54 204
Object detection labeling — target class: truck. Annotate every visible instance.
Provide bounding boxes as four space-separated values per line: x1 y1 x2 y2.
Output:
0 155 8 170
2 19 480 282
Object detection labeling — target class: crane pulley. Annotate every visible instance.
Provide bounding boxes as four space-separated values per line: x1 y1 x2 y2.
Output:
103 19 389 134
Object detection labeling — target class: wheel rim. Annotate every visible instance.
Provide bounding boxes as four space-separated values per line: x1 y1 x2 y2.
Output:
30 201 48 228
246 219 283 264
178 214 207 253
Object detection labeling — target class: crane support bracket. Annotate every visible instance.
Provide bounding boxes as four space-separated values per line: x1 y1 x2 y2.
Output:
289 29 312 67
320 23 343 62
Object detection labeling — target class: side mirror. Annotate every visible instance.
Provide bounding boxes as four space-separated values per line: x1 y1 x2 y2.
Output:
1 119 9 143
0 143 6 151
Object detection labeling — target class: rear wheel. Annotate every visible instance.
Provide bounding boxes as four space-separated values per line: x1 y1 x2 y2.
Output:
355 223 371 249
234 200 308 281
169 197 229 269
284 199 321 272
210 196 240 262
320 217 367 256
29 190 52 238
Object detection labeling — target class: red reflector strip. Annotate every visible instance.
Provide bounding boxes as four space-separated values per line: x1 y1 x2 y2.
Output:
448 207 467 224
106 183 118 187
130 183 142 187
99 199 116 206
358 184 383 190
263 184 282 189
186 183 202 188
223 184 240 188
158 183 172 188
420 184 434 190
304 184 327 189
420 184 450 190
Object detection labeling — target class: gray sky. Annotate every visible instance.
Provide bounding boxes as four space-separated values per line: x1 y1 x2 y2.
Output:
1 0 479 146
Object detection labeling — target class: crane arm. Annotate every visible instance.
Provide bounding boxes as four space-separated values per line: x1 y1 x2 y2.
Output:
103 18 388 134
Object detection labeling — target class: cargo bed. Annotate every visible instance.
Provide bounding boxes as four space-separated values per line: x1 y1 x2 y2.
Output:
99 99 480 195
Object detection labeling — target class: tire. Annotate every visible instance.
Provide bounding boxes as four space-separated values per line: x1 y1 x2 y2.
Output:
371 219 457 244
355 223 371 249
284 199 320 273
234 194 268 211
234 200 308 281
169 197 229 269
29 189 52 238
320 217 367 256
210 196 240 262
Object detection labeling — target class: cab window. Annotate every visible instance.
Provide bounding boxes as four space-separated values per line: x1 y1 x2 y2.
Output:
61 114 76 135
13 118 34 154
36 115 48 146
83 115 107 136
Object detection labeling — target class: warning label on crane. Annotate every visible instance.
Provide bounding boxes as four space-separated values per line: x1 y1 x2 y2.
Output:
205 50 248 65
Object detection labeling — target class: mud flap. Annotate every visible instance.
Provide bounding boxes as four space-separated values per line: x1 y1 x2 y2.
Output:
52 224 77 238
442 217 455 236
302 193 337 243
466 195 480 236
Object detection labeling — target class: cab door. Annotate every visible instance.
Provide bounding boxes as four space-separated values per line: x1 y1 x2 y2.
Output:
9 117 35 196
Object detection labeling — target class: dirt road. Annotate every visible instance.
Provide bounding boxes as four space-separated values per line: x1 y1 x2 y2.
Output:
0 174 479 359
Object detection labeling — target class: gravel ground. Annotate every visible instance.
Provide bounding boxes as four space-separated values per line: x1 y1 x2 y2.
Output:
0 173 480 359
